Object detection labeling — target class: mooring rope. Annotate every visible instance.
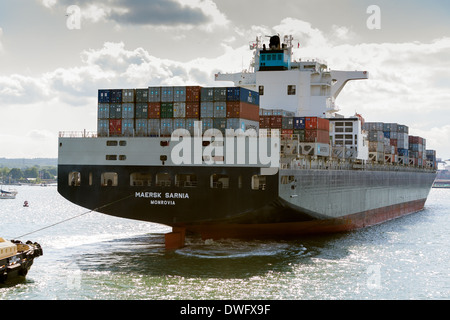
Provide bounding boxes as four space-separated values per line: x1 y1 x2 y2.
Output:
14 192 136 239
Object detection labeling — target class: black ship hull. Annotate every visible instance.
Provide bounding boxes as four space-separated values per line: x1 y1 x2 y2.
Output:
58 164 436 239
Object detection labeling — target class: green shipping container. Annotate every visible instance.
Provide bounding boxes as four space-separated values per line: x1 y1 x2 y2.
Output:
293 129 305 142
161 102 174 118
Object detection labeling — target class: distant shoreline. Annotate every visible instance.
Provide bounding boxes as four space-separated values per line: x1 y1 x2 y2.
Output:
0 158 57 169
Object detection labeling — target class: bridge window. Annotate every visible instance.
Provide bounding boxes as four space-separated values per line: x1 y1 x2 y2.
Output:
259 85 264 95
210 174 229 189
68 172 81 186
252 175 267 190
130 172 152 186
101 172 118 187
287 85 296 95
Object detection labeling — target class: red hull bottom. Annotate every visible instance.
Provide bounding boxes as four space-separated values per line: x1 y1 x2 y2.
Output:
183 199 427 240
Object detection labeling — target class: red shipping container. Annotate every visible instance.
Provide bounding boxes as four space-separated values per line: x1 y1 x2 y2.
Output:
109 119 122 135
186 86 201 102
269 116 282 128
281 129 294 139
226 101 259 121
185 102 200 118
304 129 330 143
226 101 240 118
390 139 397 147
259 116 271 128
409 136 419 144
305 117 317 129
305 117 329 130
148 102 160 119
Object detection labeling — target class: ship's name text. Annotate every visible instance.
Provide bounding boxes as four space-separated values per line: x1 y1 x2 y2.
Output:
135 192 189 199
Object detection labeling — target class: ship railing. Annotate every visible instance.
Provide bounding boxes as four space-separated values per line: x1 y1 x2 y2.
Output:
59 131 98 138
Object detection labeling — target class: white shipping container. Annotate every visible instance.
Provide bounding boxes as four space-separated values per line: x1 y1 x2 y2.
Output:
122 89 135 103
226 118 259 132
173 102 186 118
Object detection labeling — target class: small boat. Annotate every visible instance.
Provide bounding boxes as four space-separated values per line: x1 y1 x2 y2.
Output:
0 238 43 284
23 201 29 207
1 188 18 199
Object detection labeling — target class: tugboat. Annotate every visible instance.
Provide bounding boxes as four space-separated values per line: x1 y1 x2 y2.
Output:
0 238 43 284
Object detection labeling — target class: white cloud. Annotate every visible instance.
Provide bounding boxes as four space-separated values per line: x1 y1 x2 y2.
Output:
39 0 228 31
41 0 57 8
178 0 229 31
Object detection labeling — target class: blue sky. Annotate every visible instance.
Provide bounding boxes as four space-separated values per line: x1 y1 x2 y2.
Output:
0 0 450 159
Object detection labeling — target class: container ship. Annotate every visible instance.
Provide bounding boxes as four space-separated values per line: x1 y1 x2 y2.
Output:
58 35 437 248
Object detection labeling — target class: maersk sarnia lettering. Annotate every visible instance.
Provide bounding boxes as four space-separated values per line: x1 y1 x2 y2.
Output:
135 192 189 205
135 192 190 199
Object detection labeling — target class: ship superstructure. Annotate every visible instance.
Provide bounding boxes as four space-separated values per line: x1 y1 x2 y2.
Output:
58 35 437 248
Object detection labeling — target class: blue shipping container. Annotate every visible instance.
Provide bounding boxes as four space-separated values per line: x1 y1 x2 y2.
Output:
293 117 305 129
174 86 186 102
98 103 110 119
98 90 110 103
148 87 161 102
148 119 160 136
110 89 122 103
226 87 259 105
160 119 173 136
200 102 214 118
161 87 174 102
201 118 213 133
201 88 214 102
213 102 226 118
398 148 409 157
135 119 148 136
122 119 134 136
122 103 134 119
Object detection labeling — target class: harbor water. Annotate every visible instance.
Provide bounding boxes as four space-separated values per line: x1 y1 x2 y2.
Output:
1 185 449 300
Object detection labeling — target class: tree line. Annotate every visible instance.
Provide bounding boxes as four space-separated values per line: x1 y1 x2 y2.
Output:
0 166 57 184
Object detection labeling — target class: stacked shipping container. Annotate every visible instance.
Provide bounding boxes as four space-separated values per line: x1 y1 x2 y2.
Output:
97 86 259 137
260 109 330 144
364 122 435 168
